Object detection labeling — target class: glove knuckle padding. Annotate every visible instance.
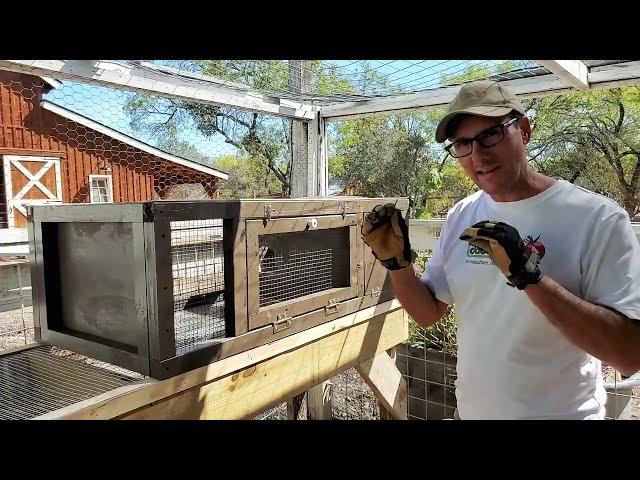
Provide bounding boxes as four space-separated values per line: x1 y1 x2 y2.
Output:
461 220 542 289
361 204 414 270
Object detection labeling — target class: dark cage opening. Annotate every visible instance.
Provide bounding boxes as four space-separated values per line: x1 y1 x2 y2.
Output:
258 227 350 307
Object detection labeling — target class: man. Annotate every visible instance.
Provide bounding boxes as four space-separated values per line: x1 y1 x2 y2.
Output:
362 80 640 420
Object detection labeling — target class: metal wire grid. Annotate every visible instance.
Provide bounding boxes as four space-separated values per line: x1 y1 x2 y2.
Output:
144 60 552 104
259 247 334 307
397 345 458 420
0 345 142 420
258 227 350 307
170 219 226 354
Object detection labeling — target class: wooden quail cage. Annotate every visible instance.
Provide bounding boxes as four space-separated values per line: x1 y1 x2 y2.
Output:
27 197 409 379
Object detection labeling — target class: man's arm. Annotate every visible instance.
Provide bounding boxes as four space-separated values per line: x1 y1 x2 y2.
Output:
390 266 449 328
360 203 449 329
459 218 640 377
525 275 640 376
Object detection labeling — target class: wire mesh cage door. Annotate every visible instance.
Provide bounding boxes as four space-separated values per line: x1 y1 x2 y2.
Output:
149 214 233 365
245 214 364 331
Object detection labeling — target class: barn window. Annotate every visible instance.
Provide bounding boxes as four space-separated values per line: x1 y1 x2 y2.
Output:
89 175 113 203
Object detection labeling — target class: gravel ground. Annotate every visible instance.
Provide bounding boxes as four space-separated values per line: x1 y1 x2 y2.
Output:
0 306 35 351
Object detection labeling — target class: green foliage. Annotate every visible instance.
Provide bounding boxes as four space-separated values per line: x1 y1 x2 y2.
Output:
214 154 281 199
526 86 640 217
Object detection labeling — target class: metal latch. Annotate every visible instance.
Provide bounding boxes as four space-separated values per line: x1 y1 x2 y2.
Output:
264 203 273 221
273 312 292 333
370 288 381 298
340 202 347 219
325 298 339 315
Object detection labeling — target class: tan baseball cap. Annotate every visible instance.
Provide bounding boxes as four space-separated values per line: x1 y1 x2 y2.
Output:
435 80 525 143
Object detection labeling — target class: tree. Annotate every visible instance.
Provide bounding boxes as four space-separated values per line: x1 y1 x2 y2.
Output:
125 60 356 197
214 154 281 199
526 87 640 217
330 112 444 217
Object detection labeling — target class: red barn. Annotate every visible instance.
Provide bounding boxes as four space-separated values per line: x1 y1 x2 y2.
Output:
0 71 227 228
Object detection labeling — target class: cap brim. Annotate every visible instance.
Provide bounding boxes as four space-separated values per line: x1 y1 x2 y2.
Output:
435 105 515 143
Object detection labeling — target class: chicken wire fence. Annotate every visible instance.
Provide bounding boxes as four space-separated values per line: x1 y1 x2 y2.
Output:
0 63 291 350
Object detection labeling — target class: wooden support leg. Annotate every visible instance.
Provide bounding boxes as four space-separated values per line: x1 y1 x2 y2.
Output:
378 347 396 420
114 307 407 420
306 381 332 420
356 348 408 420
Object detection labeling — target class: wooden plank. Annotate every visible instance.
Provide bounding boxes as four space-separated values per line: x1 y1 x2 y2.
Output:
535 60 589 90
126 167 134 203
119 308 407 420
133 168 140 202
0 61 317 121
320 74 572 121
377 347 396 420
588 60 640 84
37 299 402 419
64 147 76 202
355 344 408 420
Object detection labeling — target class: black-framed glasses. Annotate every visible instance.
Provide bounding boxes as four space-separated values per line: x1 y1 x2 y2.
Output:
444 117 520 159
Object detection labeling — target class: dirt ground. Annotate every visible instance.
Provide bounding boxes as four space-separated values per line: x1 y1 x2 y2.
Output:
255 367 381 420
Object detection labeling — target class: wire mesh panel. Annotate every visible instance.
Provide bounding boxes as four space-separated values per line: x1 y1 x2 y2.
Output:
0 345 142 420
258 227 350 307
170 219 226 355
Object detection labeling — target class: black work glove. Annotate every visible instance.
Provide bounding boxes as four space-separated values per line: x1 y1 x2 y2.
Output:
459 220 543 290
361 203 416 270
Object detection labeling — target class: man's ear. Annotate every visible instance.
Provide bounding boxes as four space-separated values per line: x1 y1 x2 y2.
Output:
519 116 532 144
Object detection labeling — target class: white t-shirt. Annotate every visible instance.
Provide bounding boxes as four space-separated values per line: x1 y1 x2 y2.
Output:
421 179 640 420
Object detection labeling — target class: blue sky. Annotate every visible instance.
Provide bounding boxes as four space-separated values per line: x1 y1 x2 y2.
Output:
43 60 508 163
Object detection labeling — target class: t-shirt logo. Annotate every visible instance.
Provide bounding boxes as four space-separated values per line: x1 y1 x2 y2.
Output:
467 244 490 257
465 234 546 261
524 235 546 260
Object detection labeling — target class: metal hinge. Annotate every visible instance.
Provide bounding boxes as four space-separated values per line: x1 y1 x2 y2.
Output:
264 203 273 221
273 312 292 333
370 288 381 298
325 298 339 316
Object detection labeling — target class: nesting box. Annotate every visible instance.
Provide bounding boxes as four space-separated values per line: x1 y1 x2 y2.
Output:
27 197 409 379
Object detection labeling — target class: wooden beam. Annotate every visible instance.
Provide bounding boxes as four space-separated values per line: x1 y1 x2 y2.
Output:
377 347 397 420
355 346 408 420
588 61 640 87
535 60 589 90
35 299 403 419
0 60 317 120
320 74 572 121
118 308 407 420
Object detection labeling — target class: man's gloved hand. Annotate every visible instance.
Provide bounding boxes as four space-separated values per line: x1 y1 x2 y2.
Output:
361 203 416 270
459 220 542 290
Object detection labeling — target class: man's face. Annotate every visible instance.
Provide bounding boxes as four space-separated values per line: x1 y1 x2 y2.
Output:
449 114 531 197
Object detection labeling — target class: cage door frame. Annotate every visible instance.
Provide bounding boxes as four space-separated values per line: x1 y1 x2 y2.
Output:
245 214 363 331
